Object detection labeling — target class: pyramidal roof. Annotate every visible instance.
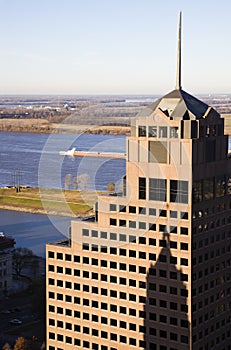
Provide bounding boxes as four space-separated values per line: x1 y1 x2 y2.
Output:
148 12 220 121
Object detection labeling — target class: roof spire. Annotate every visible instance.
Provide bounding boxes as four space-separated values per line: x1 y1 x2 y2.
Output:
176 11 182 90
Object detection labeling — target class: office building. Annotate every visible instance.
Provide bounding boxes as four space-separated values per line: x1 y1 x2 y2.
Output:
46 14 231 350
0 233 15 297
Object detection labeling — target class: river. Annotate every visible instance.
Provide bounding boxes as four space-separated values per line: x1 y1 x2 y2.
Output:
0 132 126 256
0 132 126 190
0 209 73 257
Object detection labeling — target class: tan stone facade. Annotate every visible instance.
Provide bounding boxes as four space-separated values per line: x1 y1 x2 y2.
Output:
46 87 231 349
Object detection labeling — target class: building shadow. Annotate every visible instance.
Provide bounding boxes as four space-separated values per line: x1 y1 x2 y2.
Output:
144 232 190 350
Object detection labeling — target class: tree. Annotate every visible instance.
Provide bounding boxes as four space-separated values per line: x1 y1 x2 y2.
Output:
40 342 45 350
65 173 72 190
12 247 33 278
72 176 78 190
107 181 115 192
2 343 12 350
13 337 29 350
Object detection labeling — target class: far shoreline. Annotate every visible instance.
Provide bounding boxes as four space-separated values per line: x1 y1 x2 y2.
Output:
0 118 131 135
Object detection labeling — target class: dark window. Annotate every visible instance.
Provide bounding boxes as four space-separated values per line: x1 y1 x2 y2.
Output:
119 205 126 212
48 251 54 258
159 209 167 217
149 238 156 245
119 248 126 256
110 218 117 226
139 178 146 200
181 211 188 219
129 206 136 213
139 206 146 214
170 180 188 203
149 223 156 231
139 126 146 137
149 178 166 201
74 255 80 263
119 219 126 227
57 252 63 260
139 236 146 244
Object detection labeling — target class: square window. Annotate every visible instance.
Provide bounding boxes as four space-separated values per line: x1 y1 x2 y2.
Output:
149 208 156 216
110 204 116 211
129 221 136 228
149 126 157 137
110 232 117 240
129 206 136 213
91 230 98 238
139 206 146 214
139 222 146 229
159 209 167 217
100 231 107 239
82 229 89 237
110 218 117 226
119 205 126 212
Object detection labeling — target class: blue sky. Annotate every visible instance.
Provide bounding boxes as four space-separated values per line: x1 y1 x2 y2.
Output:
0 0 230 95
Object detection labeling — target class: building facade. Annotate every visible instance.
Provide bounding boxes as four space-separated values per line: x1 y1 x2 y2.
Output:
0 233 15 297
46 16 231 350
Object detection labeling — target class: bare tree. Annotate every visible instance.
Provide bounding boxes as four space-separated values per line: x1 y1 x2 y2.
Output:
65 173 72 190
107 181 115 192
12 247 33 278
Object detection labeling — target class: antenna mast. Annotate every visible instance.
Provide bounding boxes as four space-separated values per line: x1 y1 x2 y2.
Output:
176 12 182 90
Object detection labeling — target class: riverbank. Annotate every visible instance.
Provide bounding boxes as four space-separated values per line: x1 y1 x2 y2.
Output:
0 187 97 217
0 118 130 135
0 115 230 135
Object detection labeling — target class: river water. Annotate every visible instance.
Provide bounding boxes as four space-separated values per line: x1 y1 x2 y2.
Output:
0 132 126 190
0 132 126 256
0 209 71 257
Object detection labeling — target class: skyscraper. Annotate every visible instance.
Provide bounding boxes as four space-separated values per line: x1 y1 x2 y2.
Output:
46 13 231 350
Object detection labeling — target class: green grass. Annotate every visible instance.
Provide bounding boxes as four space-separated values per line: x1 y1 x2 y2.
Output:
0 187 93 216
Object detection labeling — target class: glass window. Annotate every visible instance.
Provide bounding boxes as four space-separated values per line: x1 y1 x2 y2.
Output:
170 127 179 138
110 204 116 211
159 126 167 138
139 178 146 200
149 178 167 201
149 208 156 216
138 126 146 137
148 126 157 137
129 221 136 228
129 206 136 213
170 180 188 203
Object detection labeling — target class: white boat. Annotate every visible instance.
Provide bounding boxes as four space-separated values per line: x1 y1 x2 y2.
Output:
59 147 76 156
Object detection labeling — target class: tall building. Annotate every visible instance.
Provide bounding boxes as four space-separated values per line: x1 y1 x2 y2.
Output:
0 233 15 297
46 14 231 350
